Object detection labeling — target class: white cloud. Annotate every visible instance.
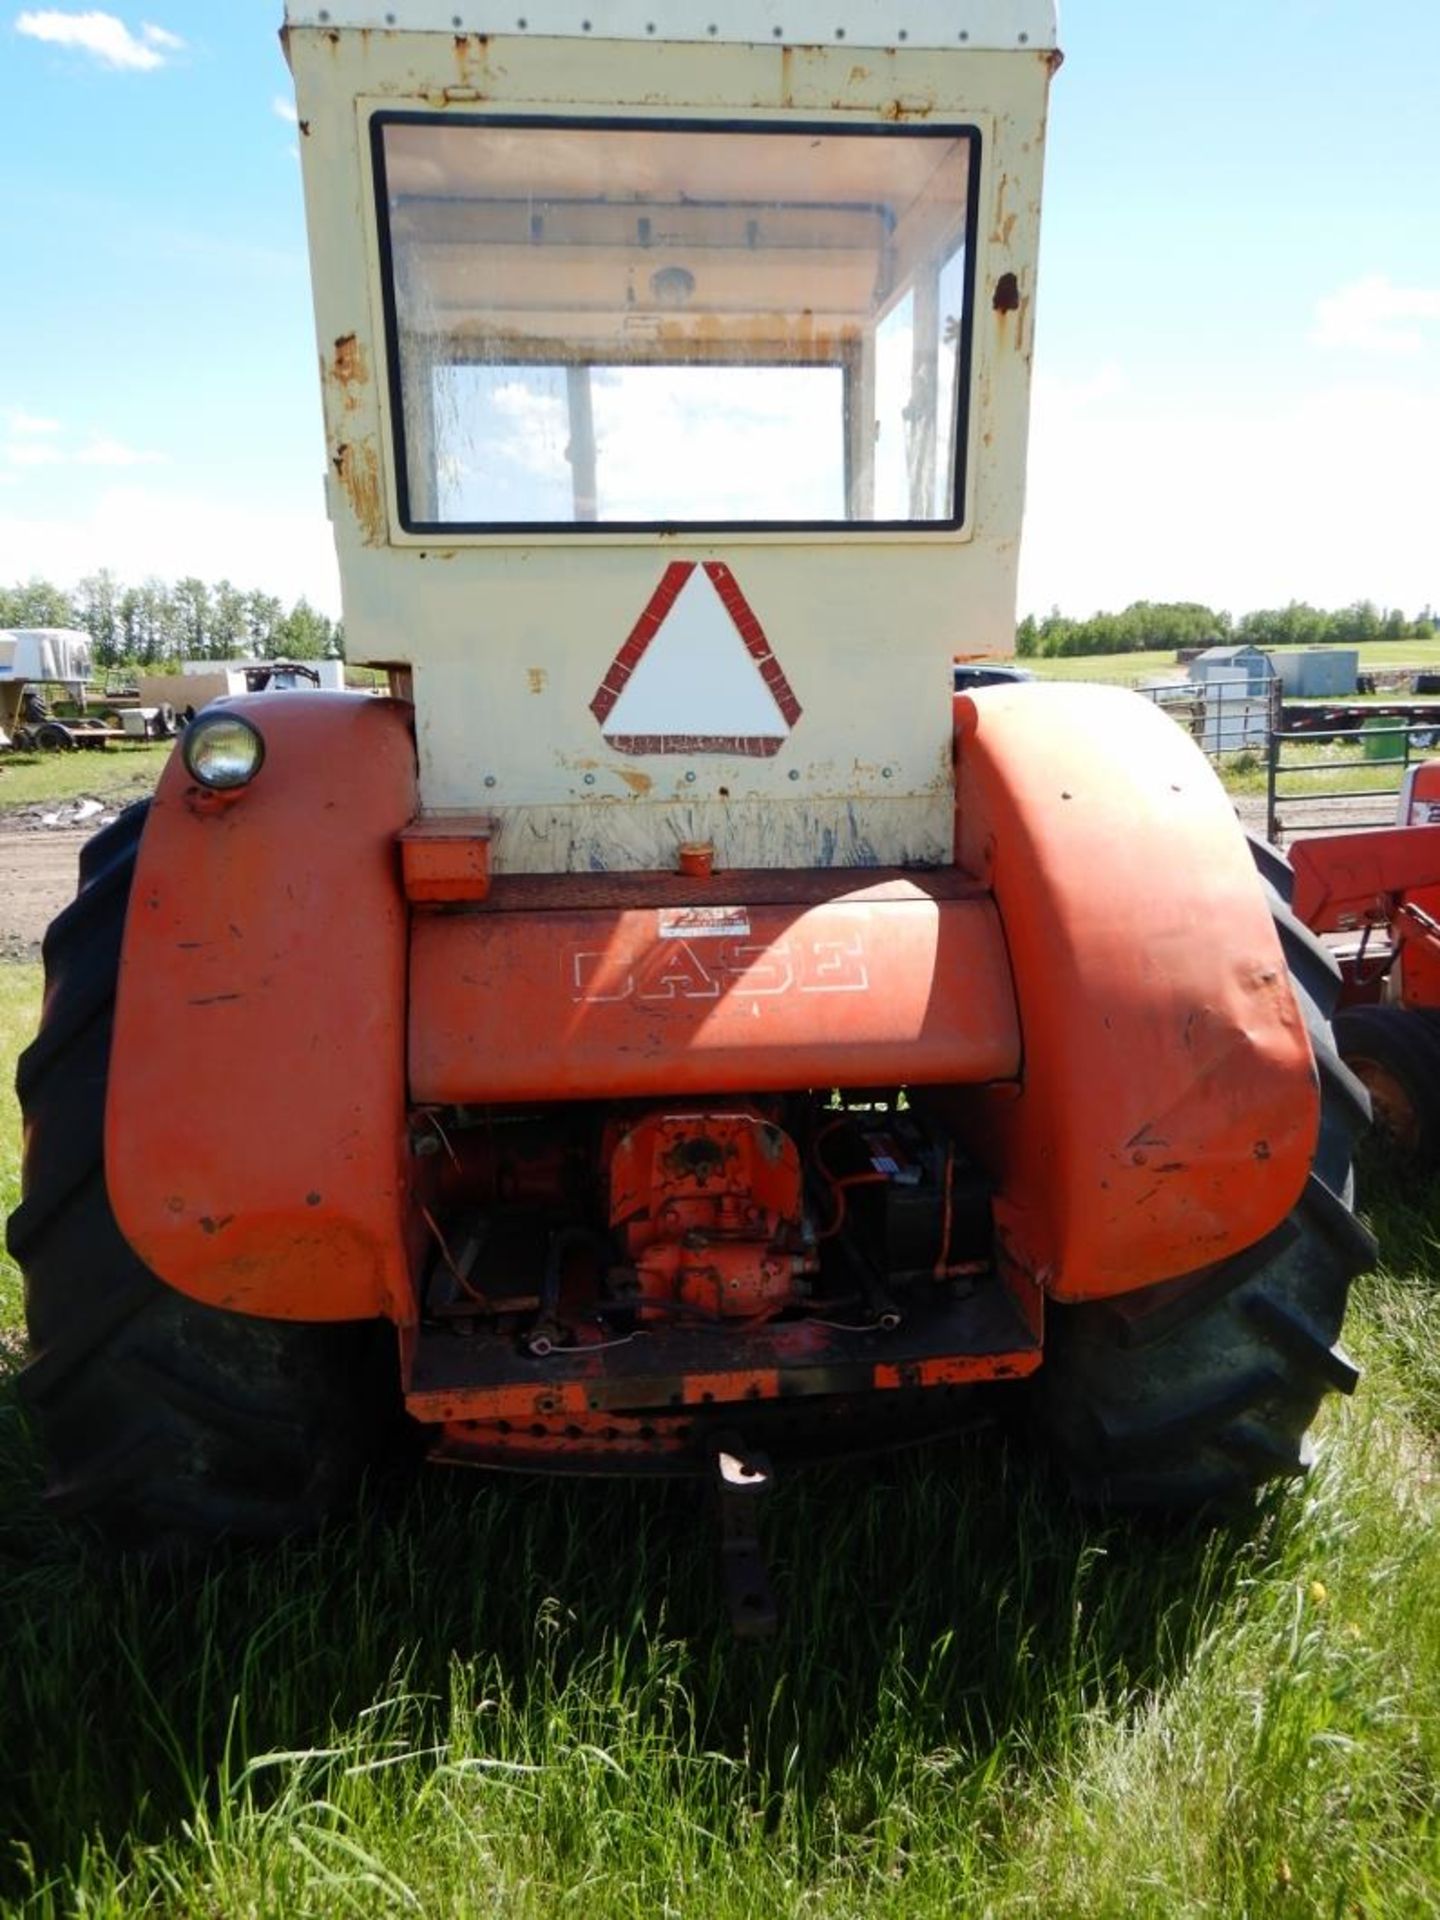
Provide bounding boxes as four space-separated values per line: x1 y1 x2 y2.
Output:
74 436 164 467
1031 362 1128 412
14 9 182 71
6 409 62 435
2 431 163 469
1311 274 1440 356
1020 368 1440 620
272 93 298 125
0 483 341 614
3 441 65 467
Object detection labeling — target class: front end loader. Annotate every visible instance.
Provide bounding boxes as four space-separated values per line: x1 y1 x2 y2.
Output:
8 3 1372 1602
1292 757 1440 1165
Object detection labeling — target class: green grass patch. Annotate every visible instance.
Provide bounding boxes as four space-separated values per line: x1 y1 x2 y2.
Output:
0 743 171 815
1 974 1437 1914
0 964 40 1332
1023 649 1190 686
1221 735 1415 803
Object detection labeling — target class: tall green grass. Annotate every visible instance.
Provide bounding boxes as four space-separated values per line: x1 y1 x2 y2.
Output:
0 966 39 1333
1 957 1437 1915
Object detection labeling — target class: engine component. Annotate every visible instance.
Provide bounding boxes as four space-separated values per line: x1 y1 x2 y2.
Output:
605 1108 817 1319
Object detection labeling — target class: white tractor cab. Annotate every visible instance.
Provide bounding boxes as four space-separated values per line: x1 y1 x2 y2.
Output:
0 628 93 749
283 2 1058 873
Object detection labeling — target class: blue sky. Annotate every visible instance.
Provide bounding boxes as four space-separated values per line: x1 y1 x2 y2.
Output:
2 1 1437 619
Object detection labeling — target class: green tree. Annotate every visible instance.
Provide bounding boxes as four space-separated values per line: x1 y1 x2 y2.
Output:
73 570 122 665
243 589 284 657
270 598 336 660
172 577 212 660
0 578 75 628
210 580 249 660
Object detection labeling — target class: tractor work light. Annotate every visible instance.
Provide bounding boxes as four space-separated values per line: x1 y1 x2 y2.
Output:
182 712 266 790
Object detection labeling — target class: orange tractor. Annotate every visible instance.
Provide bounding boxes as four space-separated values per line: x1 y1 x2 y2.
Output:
8 3 1371 1615
1292 760 1440 1166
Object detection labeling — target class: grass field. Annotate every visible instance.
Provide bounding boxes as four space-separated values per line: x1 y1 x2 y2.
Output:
1022 650 1190 685
0 743 172 814
1022 635 1440 687
1 955 1438 1915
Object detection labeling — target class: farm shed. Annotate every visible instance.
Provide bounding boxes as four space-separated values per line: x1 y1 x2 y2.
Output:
1268 649 1359 698
1184 645 1272 753
1187 644 1275 694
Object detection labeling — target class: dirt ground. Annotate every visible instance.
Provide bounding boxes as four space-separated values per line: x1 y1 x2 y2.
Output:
0 828 90 962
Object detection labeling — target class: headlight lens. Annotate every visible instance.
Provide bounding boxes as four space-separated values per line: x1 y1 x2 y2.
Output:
183 712 265 790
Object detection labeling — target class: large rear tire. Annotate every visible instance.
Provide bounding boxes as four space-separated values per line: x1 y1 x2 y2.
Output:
1034 838 1375 1507
6 803 404 1550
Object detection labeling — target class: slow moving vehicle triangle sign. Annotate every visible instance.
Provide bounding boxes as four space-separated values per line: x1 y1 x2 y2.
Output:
589 561 802 756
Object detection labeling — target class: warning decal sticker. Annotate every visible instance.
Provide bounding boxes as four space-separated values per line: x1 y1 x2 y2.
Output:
657 906 753 941
589 560 802 757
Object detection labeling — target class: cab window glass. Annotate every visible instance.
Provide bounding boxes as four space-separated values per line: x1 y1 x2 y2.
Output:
377 118 977 530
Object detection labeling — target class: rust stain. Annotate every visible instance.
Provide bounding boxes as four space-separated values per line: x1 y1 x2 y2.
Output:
332 440 384 545
881 94 934 121
526 667 547 694
993 272 1021 315
617 767 653 796
451 31 490 88
330 333 369 410
1046 48 1066 78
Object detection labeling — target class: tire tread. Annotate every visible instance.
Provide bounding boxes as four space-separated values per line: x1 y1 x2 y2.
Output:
6 799 403 1551
1035 835 1372 1509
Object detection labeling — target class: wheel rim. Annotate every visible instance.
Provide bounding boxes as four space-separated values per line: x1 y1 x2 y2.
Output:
1347 1055 1423 1157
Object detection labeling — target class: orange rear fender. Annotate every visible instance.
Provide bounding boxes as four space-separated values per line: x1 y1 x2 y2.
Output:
106 693 419 1322
953 683 1319 1303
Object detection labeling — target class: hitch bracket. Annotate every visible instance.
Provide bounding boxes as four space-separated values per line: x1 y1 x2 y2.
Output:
709 1432 778 1639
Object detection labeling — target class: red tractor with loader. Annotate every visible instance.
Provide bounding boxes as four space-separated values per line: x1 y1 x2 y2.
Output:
1292 759 1440 1167
8 2 1372 1621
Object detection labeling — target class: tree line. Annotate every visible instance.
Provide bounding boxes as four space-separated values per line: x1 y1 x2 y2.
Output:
0 573 342 667
6 572 1432 670
1016 599 1436 660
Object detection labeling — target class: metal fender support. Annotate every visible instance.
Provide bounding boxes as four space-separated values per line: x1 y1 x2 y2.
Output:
106 693 419 1322
952 683 1319 1304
